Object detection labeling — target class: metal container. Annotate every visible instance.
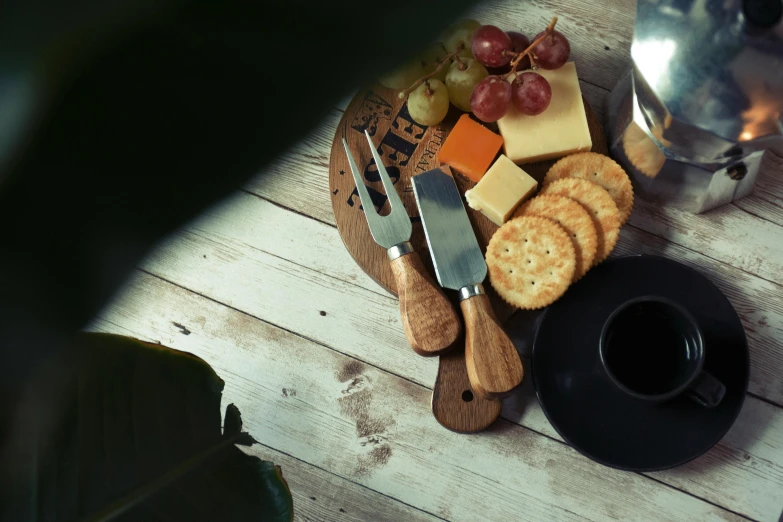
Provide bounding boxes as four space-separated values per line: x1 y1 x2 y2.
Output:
608 0 783 213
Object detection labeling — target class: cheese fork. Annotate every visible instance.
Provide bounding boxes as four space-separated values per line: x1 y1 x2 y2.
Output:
341 131 461 356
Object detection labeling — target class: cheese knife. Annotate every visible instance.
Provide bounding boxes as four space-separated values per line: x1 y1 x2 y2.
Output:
342 132 461 357
412 168 524 399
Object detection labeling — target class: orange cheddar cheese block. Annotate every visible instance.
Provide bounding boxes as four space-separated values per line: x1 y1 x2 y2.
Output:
438 114 503 183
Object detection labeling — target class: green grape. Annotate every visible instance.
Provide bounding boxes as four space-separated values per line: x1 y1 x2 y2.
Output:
442 19 481 58
445 57 488 112
378 59 425 90
419 43 449 82
407 80 450 126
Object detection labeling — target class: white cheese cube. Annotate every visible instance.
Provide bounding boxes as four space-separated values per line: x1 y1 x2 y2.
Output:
464 155 538 226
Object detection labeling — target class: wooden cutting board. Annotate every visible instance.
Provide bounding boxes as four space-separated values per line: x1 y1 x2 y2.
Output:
328 83 607 432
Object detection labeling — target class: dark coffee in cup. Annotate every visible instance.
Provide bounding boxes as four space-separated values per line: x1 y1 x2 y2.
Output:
599 296 725 406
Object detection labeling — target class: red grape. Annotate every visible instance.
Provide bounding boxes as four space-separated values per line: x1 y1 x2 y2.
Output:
471 25 513 68
511 72 552 115
531 30 570 70
470 75 512 122
507 31 531 70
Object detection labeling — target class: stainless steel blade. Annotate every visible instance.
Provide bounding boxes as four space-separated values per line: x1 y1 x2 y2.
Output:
342 137 411 249
412 168 487 291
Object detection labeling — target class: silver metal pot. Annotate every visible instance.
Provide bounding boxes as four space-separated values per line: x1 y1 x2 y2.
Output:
608 0 783 213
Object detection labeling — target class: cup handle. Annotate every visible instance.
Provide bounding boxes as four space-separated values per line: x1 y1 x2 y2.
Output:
687 371 726 408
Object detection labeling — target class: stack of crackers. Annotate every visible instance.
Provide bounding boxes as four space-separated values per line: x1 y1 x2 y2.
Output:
486 152 634 310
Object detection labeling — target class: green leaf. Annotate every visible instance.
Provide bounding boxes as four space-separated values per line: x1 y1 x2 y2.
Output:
1 333 293 522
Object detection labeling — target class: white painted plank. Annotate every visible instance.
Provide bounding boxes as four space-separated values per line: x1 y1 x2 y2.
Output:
135 192 783 520
242 444 441 522
174 191 783 408
89 272 743 522
628 198 783 285
734 151 783 227
145 222 439 387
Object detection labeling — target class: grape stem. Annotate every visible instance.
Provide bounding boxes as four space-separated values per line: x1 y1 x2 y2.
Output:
503 17 558 80
398 43 465 99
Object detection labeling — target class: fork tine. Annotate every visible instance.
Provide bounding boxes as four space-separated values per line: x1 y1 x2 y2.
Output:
364 130 406 214
342 138 379 216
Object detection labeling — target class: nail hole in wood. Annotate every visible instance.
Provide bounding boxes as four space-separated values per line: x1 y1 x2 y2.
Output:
462 390 474 402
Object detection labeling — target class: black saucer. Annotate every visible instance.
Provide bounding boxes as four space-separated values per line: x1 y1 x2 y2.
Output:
531 255 749 471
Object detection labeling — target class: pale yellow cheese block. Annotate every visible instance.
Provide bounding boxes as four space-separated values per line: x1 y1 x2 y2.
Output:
497 62 592 164
465 155 537 226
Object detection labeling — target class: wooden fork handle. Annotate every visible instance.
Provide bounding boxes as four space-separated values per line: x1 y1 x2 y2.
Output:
389 250 461 357
461 292 524 399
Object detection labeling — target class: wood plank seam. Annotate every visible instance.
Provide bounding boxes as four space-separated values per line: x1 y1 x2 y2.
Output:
131 267 760 519
233 190 783 409
241 188 338 229
247 443 451 522
101 265 782 519
731 201 782 228
135 267 426 391
625 220 783 290
640 474 757 522
245 442 445 520
246 183 780 289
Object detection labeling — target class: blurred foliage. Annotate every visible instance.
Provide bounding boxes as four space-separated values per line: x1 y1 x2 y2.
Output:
0 333 293 522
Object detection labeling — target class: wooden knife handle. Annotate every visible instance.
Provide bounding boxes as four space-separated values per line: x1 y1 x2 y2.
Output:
461 293 524 399
389 251 461 356
432 343 502 433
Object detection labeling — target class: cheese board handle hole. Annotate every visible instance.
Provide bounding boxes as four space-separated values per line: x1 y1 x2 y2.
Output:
461 390 474 402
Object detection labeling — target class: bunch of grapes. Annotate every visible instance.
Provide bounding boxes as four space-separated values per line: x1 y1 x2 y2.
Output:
380 18 570 127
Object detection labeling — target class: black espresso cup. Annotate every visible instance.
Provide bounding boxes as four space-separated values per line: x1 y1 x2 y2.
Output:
599 296 726 407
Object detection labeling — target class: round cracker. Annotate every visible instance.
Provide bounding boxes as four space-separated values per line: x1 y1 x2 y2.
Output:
622 122 665 179
544 152 634 224
486 216 576 310
514 194 598 281
539 178 620 265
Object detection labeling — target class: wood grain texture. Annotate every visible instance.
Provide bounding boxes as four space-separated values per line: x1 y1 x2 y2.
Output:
84 0 783 517
89 271 745 522
245 445 441 522
389 251 461 356
244 115 783 407
329 85 607 302
462 294 524 399
628 197 783 284
133 194 783 520
174 191 783 408
734 150 783 227
431 345 503 433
